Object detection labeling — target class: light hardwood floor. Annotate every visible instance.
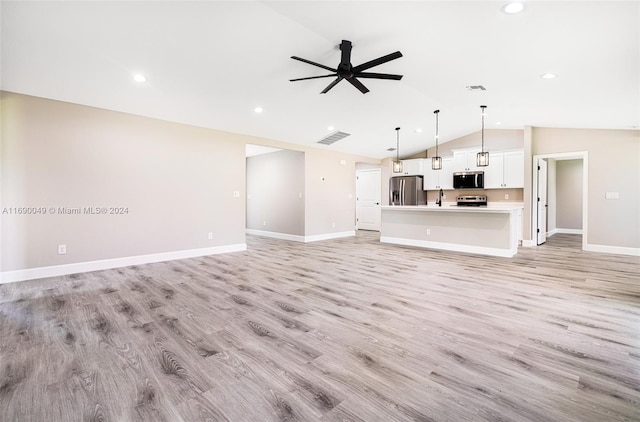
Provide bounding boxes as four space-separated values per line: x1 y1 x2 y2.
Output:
1 233 639 421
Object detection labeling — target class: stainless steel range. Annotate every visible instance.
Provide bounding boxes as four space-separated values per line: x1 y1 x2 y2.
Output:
456 195 487 206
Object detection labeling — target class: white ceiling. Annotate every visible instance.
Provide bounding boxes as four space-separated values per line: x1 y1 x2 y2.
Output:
1 1 638 159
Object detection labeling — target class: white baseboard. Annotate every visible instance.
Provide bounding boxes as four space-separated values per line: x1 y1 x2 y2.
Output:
0 243 247 284
246 229 355 243
304 231 355 243
584 243 640 257
554 228 583 235
380 236 517 258
246 229 305 242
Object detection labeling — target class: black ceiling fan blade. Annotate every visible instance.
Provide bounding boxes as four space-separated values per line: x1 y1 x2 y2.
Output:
290 74 337 82
352 51 403 73
339 40 352 69
347 77 370 94
354 72 403 80
291 56 336 73
321 76 344 94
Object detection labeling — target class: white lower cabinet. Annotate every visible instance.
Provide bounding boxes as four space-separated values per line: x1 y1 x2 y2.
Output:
424 157 453 190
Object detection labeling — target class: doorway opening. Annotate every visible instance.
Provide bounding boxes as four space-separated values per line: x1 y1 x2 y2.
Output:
532 151 588 250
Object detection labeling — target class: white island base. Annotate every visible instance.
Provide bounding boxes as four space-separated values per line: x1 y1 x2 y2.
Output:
380 204 523 258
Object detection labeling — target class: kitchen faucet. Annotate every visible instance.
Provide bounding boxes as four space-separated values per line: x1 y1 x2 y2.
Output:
436 188 444 207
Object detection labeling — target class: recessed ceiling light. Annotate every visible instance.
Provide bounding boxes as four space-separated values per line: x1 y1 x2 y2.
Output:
254 107 263 113
540 73 558 79
328 126 335 131
415 128 423 133
502 2 525 14
133 74 147 83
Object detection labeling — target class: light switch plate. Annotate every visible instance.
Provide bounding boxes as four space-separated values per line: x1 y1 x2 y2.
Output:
605 192 619 200
58 244 67 255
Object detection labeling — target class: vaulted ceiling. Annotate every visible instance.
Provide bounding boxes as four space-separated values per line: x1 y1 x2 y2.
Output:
2 1 638 159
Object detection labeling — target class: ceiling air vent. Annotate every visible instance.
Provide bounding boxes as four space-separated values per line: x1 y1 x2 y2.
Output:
466 85 486 91
317 131 351 145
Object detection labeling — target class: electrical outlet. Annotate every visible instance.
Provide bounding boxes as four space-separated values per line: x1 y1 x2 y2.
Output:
207 232 213 240
332 222 336 228
263 221 267 227
57 244 67 255
505 193 510 200
426 228 431 236
442 194 446 199
233 191 240 198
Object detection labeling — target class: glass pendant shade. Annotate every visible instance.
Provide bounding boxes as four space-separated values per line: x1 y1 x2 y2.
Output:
432 110 442 171
393 160 403 173
476 151 489 167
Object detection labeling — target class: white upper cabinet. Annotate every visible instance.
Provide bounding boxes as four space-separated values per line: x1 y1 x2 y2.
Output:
483 150 524 189
452 148 482 172
424 157 454 190
503 150 524 188
398 158 427 176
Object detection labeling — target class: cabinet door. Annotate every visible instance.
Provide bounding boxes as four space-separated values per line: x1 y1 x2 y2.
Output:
503 150 524 187
439 157 454 189
423 157 453 190
453 151 469 172
483 152 504 189
402 159 425 176
423 163 438 190
453 149 481 172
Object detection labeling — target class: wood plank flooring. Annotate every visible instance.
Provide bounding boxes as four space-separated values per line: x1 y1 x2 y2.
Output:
1 233 639 421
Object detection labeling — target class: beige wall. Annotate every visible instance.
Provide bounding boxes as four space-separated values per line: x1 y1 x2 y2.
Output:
304 150 357 236
1 92 247 271
531 127 639 248
246 150 305 235
556 159 583 230
1 92 379 274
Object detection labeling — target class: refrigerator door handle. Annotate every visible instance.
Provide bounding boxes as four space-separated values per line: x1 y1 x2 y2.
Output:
401 179 405 205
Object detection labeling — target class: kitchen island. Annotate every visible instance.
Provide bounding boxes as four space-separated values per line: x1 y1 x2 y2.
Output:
380 203 523 257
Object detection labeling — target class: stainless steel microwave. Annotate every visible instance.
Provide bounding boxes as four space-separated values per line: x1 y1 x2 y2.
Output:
453 171 484 189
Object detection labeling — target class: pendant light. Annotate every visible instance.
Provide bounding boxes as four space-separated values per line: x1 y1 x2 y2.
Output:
393 127 403 173
476 105 489 167
432 109 442 170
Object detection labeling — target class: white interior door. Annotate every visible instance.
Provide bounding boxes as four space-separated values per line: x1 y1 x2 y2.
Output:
356 169 381 231
537 158 548 245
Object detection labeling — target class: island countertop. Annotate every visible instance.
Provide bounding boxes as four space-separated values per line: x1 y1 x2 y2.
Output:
381 202 524 213
380 203 523 257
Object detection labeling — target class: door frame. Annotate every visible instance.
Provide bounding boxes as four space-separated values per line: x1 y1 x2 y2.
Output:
531 151 588 250
355 168 382 231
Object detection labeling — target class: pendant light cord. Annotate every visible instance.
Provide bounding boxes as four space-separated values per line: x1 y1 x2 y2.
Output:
396 127 400 162
434 110 440 156
480 105 486 153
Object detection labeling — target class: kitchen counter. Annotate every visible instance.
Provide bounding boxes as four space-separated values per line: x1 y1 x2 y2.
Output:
382 203 523 213
380 203 523 257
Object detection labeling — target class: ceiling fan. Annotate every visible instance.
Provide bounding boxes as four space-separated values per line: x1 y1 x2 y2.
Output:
290 40 403 94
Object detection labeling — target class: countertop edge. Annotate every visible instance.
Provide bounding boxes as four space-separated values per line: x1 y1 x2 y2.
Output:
381 203 524 213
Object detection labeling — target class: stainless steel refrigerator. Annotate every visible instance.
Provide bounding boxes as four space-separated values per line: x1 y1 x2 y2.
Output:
389 176 426 206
